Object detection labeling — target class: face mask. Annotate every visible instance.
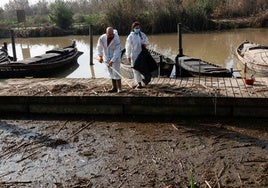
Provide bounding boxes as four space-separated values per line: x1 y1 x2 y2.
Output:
134 28 140 34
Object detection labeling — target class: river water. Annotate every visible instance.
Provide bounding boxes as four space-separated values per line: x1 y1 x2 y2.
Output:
1 28 267 78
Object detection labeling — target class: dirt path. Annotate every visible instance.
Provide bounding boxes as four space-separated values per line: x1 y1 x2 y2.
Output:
0 117 267 187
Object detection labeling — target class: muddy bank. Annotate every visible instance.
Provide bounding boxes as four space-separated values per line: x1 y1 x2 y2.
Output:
0 117 267 187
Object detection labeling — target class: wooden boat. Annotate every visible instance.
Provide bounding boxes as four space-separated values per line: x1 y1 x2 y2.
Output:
236 40 268 75
121 48 233 78
175 55 233 77
173 23 233 78
0 41 83 78
0 48 8 63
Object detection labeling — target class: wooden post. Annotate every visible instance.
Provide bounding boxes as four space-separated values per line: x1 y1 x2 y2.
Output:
3 42 8 52
89 24 93 65
198 60 201 79
244 63 247 73
158 55 162 78
90 64 96 79
177 23 183 56
175 23 184 78
10 30 17 61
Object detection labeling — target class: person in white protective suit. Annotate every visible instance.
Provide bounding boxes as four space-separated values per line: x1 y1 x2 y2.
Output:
97 27 122 93
125 21 150 89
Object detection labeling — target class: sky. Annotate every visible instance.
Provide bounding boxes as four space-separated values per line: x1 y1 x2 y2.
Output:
0 0 54 8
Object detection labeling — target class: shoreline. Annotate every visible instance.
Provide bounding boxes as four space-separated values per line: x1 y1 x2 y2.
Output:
0 16 267 39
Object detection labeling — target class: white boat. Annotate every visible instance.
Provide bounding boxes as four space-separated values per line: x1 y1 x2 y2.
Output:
236 40 268 75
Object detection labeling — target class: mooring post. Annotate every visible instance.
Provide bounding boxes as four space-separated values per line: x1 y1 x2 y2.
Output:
177 23 183 56
199 60 201 79
90 63 96 78
10 30 17 61
158 55 162 78
89 24 94 65
244 63 247 73
3 42 7 51
175 23 184 77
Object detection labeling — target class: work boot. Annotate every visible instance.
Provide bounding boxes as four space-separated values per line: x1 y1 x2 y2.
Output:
136 82 143 89
108 79 117 92
116 79 122 93
142 76 151 85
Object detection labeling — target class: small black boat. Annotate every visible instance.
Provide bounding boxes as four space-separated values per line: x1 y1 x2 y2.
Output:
121 23 233 79
174 23 233 78
0 41 83 78
121 48 233 78
175 55 233 77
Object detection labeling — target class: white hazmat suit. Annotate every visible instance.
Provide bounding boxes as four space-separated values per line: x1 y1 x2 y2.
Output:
125 31 150 85
97 31 121 80
97 28 122 93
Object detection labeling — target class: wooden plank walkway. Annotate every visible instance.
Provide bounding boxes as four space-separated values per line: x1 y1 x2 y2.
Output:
0 77 267 98
0 77 267 117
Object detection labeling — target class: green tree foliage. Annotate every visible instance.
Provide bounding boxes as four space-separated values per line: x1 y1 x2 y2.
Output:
49 0 73 29
148 0 183 33
104 0 146 35
32 0 49 16
182 0 218 31
0 0 267 36
2 0 32 20
0 8 4 21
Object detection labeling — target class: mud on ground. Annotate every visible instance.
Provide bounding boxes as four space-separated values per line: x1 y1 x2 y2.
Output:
0 117 267 188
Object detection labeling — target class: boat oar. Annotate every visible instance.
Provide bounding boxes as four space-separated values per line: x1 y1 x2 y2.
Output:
104 62 133 89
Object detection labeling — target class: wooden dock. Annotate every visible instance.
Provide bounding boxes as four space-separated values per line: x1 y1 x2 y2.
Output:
0 77 267 117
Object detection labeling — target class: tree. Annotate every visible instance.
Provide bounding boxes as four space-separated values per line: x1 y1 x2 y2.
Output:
32 0 49 16
0 8 4 20
3 0 32 20
49 0 73 29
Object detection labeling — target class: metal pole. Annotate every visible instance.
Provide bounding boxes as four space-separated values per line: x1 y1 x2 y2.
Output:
10 30 17 61
89 24 93 65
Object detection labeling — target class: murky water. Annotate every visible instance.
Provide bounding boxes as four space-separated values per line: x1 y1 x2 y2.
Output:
0 28 267 78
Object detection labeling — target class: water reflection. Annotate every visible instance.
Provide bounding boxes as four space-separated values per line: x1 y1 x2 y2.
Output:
0 28 267 78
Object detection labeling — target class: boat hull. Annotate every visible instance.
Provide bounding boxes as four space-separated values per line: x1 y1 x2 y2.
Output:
121 49 233 79
0 49 8 63
0 44 83 78
176 55 233 77
236 41 268 76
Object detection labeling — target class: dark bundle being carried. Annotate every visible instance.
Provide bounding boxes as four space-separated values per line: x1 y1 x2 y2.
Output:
133 45 158 85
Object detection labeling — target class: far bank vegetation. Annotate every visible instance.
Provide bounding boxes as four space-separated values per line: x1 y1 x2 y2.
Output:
0 0 267 37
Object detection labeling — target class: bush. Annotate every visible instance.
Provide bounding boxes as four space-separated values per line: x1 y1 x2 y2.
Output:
182 0 211 31
49 0 73 29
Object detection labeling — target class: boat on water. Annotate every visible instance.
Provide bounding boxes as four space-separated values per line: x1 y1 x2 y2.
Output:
174 23 233 78
0 45 9 63
0 41 83 78
121 23 233 79
236 40 268 76
121 48 233 78
175 55 233 77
